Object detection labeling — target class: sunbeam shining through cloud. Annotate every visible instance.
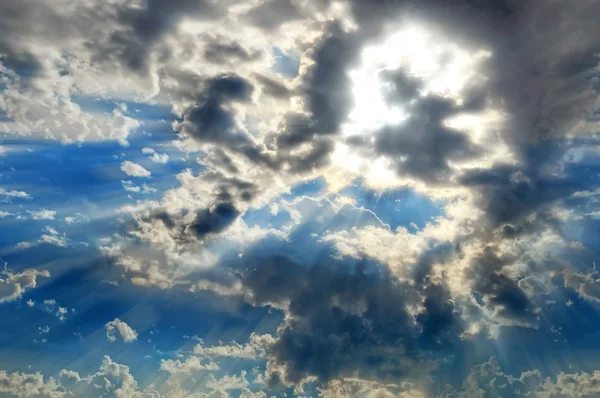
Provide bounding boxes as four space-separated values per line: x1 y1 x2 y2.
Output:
1 0 600 397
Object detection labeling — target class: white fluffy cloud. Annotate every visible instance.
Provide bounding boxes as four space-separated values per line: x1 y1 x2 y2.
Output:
105 318 138 343
160 356 219 376
0 266 50 303
0 188 30 198
121 161 151 177
193 333 275 360
28 209 56 220
142 148 169 163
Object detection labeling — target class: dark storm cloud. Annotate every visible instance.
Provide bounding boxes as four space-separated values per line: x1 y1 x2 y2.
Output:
304 26 360 136
92 0 229 72
188 202 241 239
178 74 254 145
272 23 359 147
459 164 584 227
374 91 482 183
466 246 534 324
225 245 464 385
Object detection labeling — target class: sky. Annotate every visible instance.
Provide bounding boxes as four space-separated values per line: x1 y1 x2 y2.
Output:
1 0 600 397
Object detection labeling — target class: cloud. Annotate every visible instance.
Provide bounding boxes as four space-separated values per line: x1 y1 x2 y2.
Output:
0 187 30 198
0 354 280 397
563 267 600 303
0 266 50 303
193 333 275 360
28 209 56 220
0 354 168 397
121 161 151 177
206 371 249 392
39 234 69 247
222 252 455 388
105 318 138 343
187 202 241 239
441 356 600 398
142 147 169 163
160 356 220 376
3 0 599 394
150 152 169 163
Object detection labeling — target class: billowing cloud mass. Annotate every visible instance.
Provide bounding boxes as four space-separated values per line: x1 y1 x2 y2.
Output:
105 318 138 343
1 0 600 396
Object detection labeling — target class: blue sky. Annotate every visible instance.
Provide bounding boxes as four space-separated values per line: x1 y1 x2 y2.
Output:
2 1 600 397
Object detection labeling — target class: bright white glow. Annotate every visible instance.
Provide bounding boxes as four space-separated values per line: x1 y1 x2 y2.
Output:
343 23 491 137
331 22 507 190
345 68 408 135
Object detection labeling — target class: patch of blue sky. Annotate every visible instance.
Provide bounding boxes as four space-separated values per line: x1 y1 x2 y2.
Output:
242 178 328 230
244 176 442 249
69 94 180 144
339 181 444 231
559 141 600 256
282 177 327 198
70 95 173 120
494 303 600 378
0 243 282 385
0 131 189 214
272 47 300 78
242 204 293 231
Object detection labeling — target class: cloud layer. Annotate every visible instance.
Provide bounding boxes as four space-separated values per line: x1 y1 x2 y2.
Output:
1 0 600 396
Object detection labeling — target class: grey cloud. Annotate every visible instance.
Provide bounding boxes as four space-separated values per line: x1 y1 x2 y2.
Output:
243 0 302 30
188 202 241 239
303 26 359 136
273 25 359 152
93 0 229 72
228 249 463 386
177 74 256 147
466 246 535 326
373 93 482 183
255 74 291 99
203 36 264 65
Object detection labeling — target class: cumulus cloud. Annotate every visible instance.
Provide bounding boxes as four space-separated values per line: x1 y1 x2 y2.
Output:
160 356 220 376
121 161 151 177
0 355 165 397
0 187 30 198
0 266 50 303
563 267 600 303
441 356 600 398
105 318 138 343
142 148 169 163
28 209 56 220
194 333 275 360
